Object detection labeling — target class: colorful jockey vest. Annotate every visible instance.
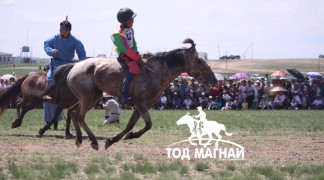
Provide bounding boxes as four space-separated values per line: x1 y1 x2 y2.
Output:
111 27 140 61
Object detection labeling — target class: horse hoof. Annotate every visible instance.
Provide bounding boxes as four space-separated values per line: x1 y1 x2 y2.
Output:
12 121 21 129
39 129 45 136
105 138 113 149
91 143 99 151
75 140 82 148
65 133 74 139
124 132 134 140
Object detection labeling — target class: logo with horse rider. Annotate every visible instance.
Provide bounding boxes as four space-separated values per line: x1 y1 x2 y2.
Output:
166 106 244 160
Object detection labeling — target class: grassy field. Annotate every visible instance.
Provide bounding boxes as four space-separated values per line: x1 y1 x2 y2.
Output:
0 109 323 179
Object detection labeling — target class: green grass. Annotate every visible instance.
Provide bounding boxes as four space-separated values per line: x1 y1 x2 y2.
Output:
0 109 323 179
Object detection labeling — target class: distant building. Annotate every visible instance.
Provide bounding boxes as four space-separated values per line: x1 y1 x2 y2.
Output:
0 51 14 64
199 52 208 60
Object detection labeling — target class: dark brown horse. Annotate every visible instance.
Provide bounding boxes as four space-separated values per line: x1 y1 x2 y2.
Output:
67 38 217 150
0 64 77 138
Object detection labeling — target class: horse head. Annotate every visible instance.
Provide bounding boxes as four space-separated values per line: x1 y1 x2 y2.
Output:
181 38 217 86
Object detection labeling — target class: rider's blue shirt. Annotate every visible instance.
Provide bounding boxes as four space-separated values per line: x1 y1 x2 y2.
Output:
44 33 86 82
44 34 86 66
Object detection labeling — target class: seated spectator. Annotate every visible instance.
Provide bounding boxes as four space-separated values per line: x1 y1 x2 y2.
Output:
268 97 275 110
155 92 168 110
259 95 268 110
289 99 298 110
183 94 193 110
222 99 233 111
215 96 223 110
199 92 208 109
274 92 286 109
190 97 200 109
312 95 323 110
207 96 218 110
231 97 241 110
169 92 182 109
291 91 302 109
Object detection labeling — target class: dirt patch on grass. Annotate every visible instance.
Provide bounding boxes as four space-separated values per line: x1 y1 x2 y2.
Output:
0 131 322 168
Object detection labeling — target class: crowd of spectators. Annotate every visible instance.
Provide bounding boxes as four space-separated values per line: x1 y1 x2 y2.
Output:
2 72 324 111
152 76 324 111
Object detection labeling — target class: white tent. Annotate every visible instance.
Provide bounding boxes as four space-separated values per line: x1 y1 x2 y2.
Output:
0 74 17 81
214 73 225 81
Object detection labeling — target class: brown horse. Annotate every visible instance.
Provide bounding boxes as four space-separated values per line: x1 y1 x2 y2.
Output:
0 64 77 138
67 38 217 150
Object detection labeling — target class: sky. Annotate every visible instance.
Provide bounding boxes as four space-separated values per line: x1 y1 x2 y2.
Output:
0 0 323 60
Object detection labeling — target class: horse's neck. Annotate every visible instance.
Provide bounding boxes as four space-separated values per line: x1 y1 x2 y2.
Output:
146 61 184 88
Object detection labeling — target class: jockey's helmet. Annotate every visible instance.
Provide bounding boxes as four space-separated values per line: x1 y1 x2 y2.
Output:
117 8 136 24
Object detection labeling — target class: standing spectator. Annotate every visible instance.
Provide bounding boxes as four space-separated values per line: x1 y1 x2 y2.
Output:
102 93 120 124
171 80 180 95
301 90 310 109
245 80 255 109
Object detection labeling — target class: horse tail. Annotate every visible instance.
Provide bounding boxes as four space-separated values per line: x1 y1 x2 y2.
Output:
221 124 233 136
0 75 28 117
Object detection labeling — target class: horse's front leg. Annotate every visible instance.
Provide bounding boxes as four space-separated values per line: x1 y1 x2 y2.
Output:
65 110 74 139
105 109 141 149
38 106 63 136
124 106 152 140
69 103 83 148
77 105 99 150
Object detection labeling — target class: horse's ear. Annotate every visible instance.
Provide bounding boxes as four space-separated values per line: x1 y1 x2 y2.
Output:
183 38 196 51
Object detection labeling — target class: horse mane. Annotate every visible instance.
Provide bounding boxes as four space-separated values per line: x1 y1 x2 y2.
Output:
54 63 75 83
145 38 195 68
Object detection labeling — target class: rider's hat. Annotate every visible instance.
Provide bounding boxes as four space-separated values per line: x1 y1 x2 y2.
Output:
60 16 72 31
117 8 136 24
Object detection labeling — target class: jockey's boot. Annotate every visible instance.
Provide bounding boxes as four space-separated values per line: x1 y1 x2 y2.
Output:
42 79 55 101
121 72 134 104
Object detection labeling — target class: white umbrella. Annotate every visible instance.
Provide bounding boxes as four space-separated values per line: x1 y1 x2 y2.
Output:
0 74 17 81
306 72 321 77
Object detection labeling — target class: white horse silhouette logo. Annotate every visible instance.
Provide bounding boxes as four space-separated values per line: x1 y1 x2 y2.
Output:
176 112 232 148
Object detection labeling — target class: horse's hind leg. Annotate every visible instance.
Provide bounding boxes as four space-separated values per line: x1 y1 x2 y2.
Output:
105 109 141 149
12 98 40 128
